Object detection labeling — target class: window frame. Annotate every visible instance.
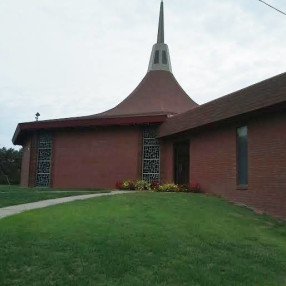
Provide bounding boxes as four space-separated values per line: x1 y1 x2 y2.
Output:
236 125 248 189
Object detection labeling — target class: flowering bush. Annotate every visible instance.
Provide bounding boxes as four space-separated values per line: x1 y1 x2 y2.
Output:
115 181 123 189
150 181 160 191
157 183 179 192
116 180 201 193
154 182 201 193
176 183 201 193
178 184 187 192
135 180 151 191
116 180 135 190
128 181 136 190
116 180 150 191
122 180 135 190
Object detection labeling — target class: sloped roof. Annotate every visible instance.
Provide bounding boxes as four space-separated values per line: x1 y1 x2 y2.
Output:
158 72 286 138
12 70 197 145
94 70 198 117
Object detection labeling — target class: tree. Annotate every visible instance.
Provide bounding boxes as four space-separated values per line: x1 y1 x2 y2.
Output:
0 147 22 185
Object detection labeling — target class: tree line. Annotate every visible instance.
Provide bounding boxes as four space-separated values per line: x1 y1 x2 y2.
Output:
0 147 22 185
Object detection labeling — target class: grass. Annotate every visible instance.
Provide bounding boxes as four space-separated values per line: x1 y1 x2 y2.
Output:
0 192 286 286
0 185 110 207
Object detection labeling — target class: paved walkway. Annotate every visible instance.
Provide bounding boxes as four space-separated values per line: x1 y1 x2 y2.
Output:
0 190 134 219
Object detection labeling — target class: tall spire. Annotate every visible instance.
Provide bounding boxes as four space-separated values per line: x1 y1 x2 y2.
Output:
157 1 164 43
148 1 172 73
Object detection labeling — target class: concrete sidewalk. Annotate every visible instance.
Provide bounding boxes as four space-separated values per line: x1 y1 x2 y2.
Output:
0 190 134 219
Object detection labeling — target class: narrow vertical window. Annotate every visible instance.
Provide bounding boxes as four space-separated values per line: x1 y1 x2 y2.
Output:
154 50 160 64
36 132 52 187
162 50 168 64
142 126 160 183
237 126 248 186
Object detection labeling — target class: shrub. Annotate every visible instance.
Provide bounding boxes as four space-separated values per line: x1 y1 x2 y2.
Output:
156 183 201 193
115 181 123 190
135 180 151 191
150 181 160 191
116 180 135 190
116 179 201 193
180 184 191 192
128 181 136 190
157 183 179 192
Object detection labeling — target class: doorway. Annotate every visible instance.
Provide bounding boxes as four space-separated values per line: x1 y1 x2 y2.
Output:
174 140 190 185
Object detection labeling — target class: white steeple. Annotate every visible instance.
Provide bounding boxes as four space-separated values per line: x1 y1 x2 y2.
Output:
148 1 172 73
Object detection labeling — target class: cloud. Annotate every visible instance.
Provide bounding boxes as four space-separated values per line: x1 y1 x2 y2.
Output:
0 0 286 148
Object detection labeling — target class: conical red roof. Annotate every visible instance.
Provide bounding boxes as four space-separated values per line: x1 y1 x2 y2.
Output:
94 70 198 118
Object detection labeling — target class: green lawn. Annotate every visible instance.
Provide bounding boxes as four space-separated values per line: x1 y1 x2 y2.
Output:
0 185 110 207
0 193 285 286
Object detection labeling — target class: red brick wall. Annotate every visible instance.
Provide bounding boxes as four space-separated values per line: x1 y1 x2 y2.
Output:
190 126 237 194
247 112 286 217
20 133 38 187
28 133 38 188
160 111 286 218
51 126 142 189
20 137 31 187
192 112 286 218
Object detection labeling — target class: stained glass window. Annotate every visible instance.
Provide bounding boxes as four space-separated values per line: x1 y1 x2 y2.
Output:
36 132 52 187
142 126 160 182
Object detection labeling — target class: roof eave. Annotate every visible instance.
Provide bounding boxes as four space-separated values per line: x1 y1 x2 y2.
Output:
13 114 168 146
158 101 286 138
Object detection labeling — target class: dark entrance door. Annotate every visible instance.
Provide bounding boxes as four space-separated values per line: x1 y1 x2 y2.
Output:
174 140 190 185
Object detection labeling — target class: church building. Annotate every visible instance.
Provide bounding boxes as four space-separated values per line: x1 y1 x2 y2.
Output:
13 2 286 218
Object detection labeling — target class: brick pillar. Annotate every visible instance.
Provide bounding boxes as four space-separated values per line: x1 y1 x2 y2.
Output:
28 132 38 187
50 133 54 188
137 128 143 180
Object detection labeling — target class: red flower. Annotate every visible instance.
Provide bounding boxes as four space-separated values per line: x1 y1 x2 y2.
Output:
150 181 160 190
115 181 123 190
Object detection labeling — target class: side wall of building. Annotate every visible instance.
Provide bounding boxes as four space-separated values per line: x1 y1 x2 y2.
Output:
20 133 38 187
51 126 142 189
20 137 31 187
160 111 286 218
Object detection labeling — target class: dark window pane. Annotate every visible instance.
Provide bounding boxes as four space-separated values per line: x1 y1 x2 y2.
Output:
237 126 248 185
154 50 160 64
162 50 168 64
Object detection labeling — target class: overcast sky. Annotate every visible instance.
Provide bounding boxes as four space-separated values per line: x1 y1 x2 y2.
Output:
0 0 286 148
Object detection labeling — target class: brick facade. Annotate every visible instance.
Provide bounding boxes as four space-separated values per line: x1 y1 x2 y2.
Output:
51 126 142 189
20 133 38 187
161 111 286 218
20 137 31 187
19 112 286 217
